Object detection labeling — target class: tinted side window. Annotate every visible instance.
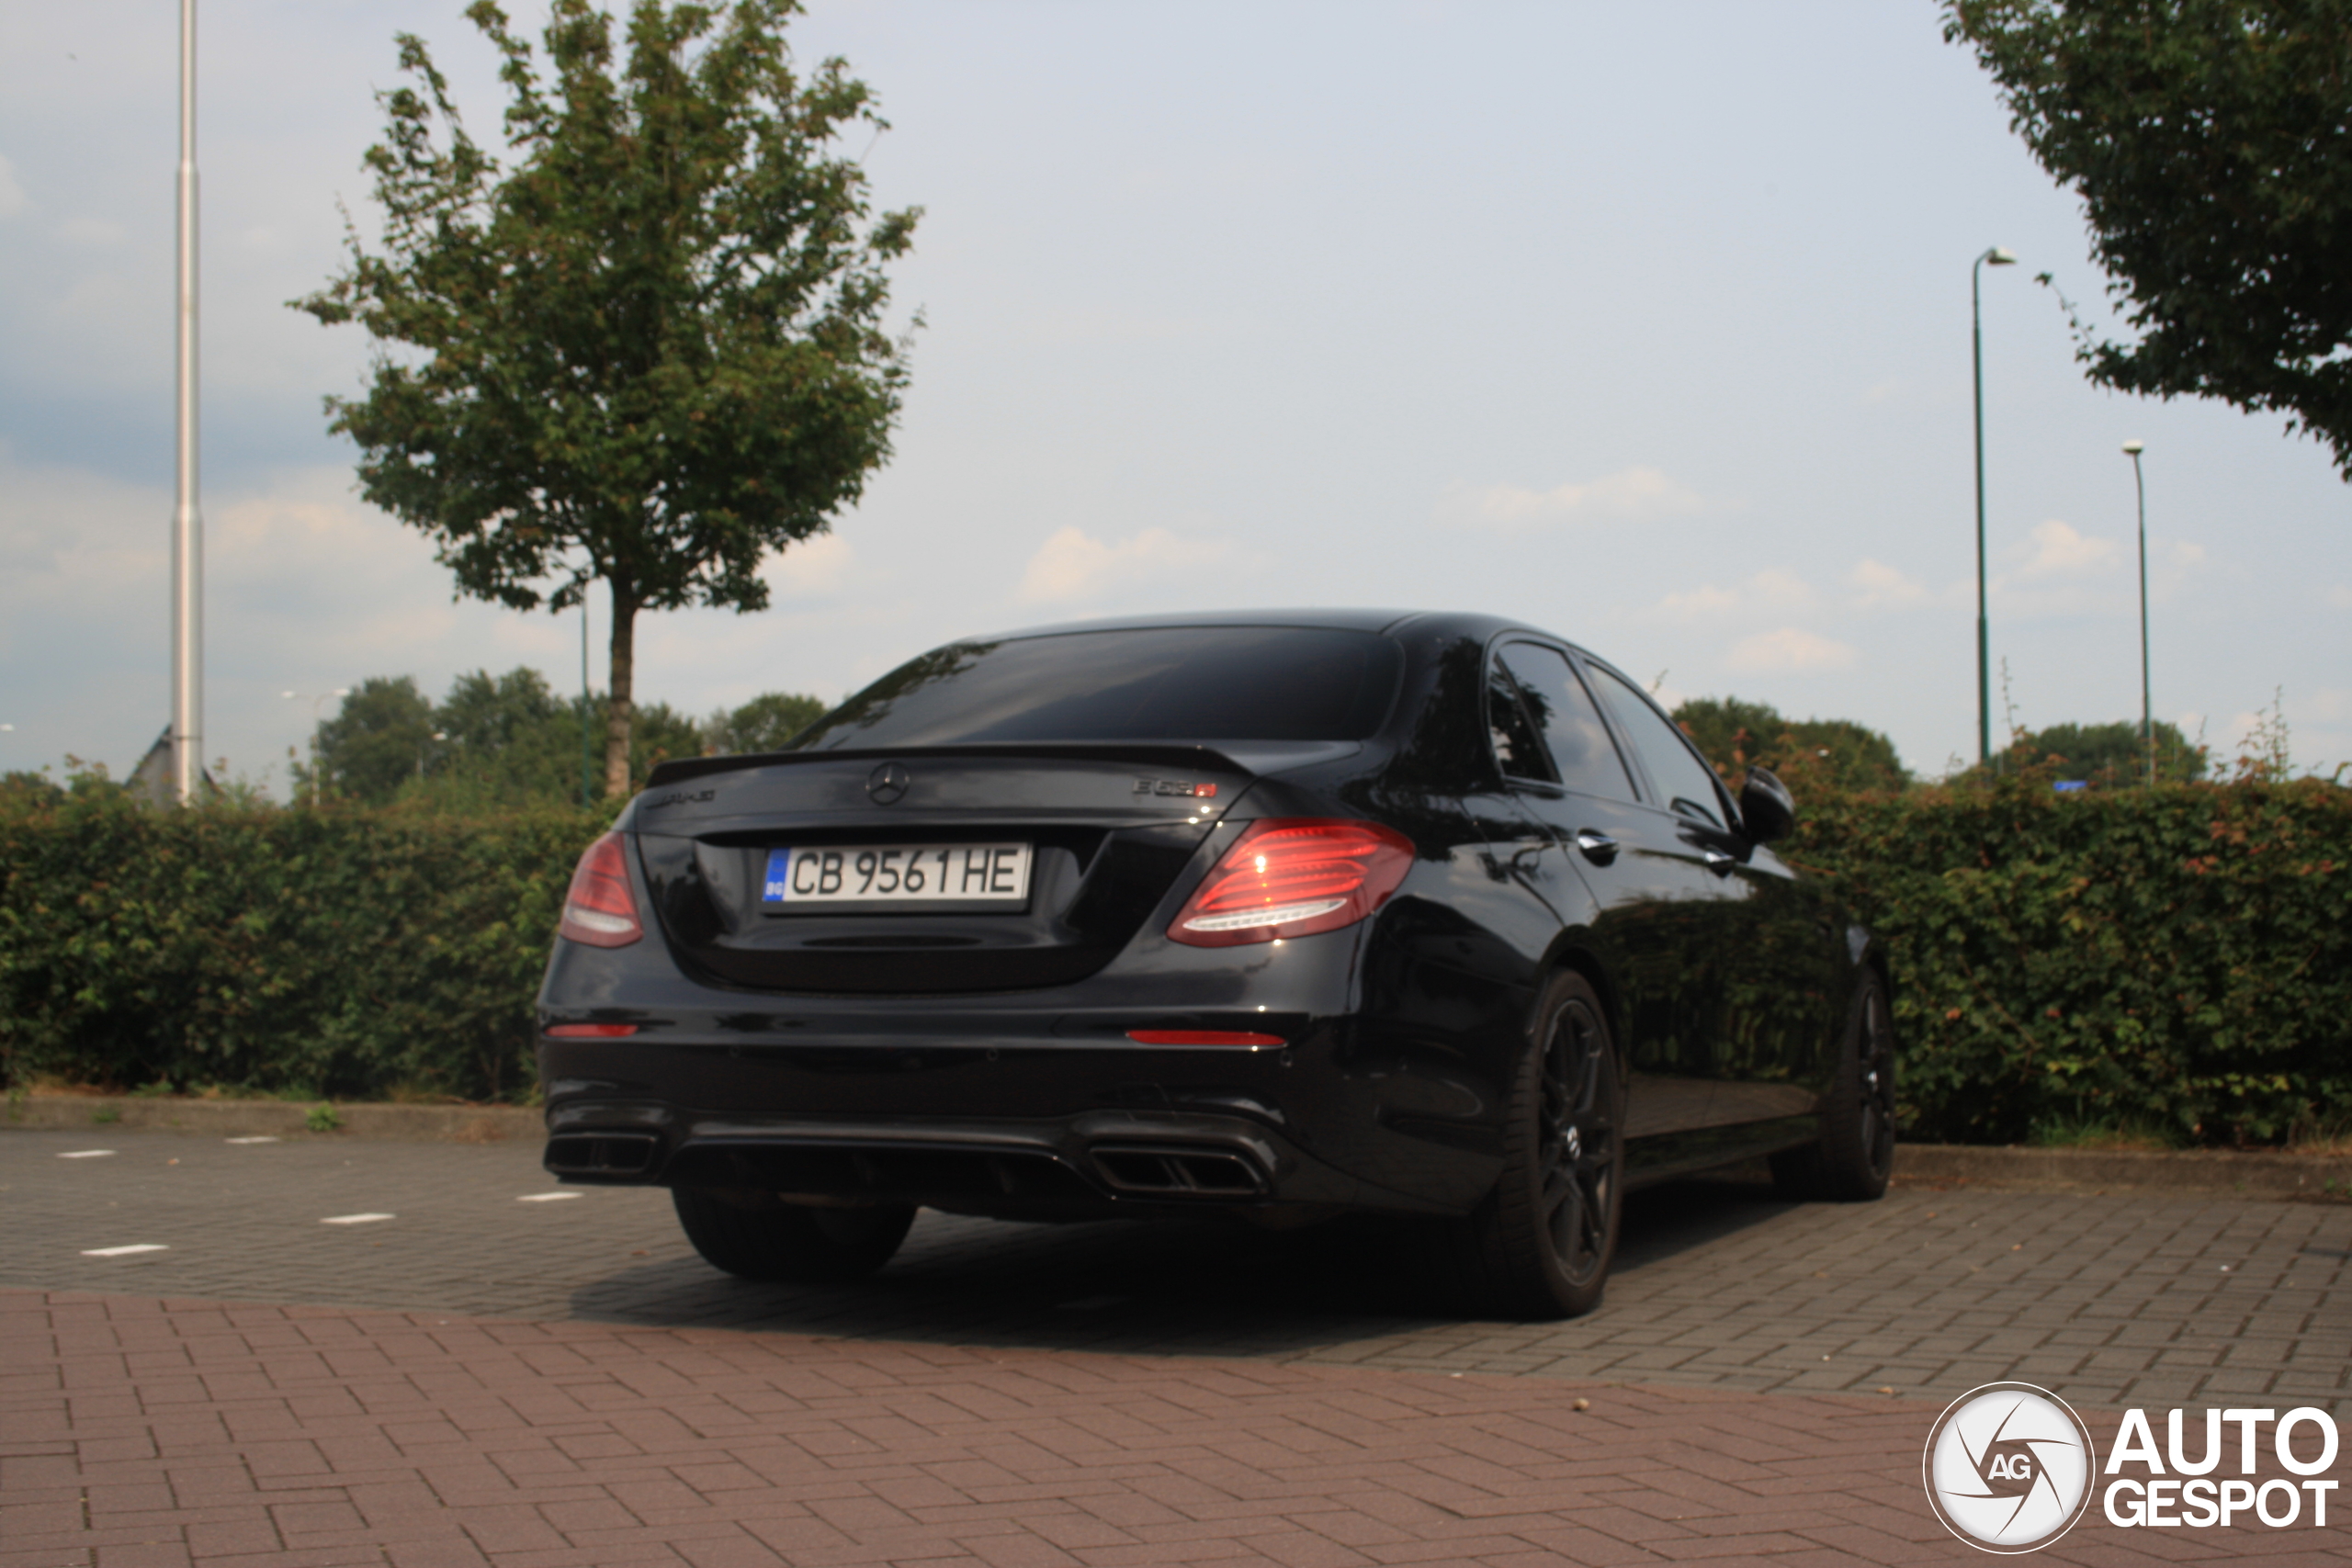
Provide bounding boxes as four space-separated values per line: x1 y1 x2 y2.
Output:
1486 663 1553 782
1495 644 1637 802
1585 662 1727 828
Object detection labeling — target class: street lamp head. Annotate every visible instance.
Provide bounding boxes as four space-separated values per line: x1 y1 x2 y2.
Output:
2121 439 2145 455
281 690 297 699
1984 246 2018 266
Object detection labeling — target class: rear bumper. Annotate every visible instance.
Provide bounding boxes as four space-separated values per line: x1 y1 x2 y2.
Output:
541 1099 1392 1219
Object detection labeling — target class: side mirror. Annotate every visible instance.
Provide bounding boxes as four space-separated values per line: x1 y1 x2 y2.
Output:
1739 765 1795 843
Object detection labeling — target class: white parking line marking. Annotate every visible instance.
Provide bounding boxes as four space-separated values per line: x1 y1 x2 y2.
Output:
516 1192 582 1202
58 1150 117 1159
320 1213 395 1225
82 1245 168 1257
224 1136 279 1145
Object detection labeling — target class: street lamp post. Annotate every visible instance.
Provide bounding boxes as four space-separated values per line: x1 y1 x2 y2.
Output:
1973 245 2017 769
171 0 203 805
2122 440 2152 786
283 689 349 806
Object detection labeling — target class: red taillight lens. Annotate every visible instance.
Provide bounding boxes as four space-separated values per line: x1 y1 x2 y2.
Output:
1167 818 1415 948
558 832 642 949
543 1022 639 1039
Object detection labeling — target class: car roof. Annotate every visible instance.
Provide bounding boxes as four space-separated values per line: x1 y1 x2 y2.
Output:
959 607 1567 645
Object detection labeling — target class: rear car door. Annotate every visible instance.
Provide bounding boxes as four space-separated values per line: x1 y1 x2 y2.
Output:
1578 657 1824 1141
1488 641 1722 1140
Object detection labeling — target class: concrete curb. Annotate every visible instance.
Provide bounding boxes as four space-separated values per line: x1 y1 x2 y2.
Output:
1895 1141 2348 1199
4 1093 541 1144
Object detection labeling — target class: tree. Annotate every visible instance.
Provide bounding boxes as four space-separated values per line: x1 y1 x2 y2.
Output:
311 668 707 807
1672 696 1912 795
703 690 827 753
311 677 438 804
1944 1 2352 479
2016 718 2208 784
295 0 921 798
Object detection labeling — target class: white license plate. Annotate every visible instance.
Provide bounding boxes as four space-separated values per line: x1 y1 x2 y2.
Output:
762 843 1032 906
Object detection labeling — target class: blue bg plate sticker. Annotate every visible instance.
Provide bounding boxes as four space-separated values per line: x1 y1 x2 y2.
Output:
761 843 1032 906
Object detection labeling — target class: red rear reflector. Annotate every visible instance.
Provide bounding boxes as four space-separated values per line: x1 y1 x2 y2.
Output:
1168 818 1416 948
1125 1030 1286 1047
558 832 643 948
543 1023 639 1039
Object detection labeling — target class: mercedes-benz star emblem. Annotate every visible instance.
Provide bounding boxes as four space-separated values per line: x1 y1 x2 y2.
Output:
865 762 910 805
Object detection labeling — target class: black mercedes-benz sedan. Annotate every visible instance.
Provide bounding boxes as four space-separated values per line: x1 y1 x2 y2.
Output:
537 610 1894 1318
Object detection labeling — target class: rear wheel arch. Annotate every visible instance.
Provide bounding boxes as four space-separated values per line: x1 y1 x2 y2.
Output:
1541 938 1631 1077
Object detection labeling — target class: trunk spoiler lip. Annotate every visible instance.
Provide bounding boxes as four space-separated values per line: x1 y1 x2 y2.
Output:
643 739 1363 791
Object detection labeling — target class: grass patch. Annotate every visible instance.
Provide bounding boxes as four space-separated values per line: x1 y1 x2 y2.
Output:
2028 1114 2184 1152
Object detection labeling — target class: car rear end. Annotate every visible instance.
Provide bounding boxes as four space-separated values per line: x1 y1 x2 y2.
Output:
535 621 1445 1225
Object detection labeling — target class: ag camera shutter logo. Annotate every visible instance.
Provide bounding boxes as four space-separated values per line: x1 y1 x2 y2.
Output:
1923 1382 2097 1552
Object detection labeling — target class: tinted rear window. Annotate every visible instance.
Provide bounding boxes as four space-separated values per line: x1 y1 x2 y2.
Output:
797 627 1404 749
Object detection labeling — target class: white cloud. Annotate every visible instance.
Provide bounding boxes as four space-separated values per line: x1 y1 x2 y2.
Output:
1655 569 1814 623
0 153 26 219
764 532 855 598
1848 558 1926 607
1016 525 1235 604
1657 582 1737 621
2013 519 2120 580
1725 626 1858 672
1435 467 1704 534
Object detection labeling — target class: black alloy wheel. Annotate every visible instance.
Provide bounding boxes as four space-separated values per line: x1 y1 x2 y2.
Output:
671 1188 917 1281
1771 970 1896 1202
1442 970 1625 1319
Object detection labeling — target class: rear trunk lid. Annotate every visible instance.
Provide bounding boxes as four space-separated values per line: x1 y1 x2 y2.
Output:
629 743 1329 994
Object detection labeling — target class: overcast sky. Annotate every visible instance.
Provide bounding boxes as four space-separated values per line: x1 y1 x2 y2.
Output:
3 0 2346 795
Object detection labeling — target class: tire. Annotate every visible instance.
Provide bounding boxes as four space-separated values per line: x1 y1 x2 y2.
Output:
1438 971 1626 1320
1770 970 1895 1202
671 1189 916 1282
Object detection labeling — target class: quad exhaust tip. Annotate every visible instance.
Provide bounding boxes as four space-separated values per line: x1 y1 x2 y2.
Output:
545 1132 660 1176
1089 1144 1267 1197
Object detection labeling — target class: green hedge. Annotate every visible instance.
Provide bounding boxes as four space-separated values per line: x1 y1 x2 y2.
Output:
1790 778 2352 1145
3 780 2347 1136
0 790 602 1102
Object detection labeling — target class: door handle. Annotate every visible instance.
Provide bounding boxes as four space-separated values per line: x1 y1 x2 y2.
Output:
1702 847 1736 876
1574 830 1618 865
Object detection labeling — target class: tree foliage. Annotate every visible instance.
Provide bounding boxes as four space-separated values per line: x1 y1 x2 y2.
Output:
294 0 920 796
307 668 703 807
310 678 437 802
2015 717 2208 784
703 690 827 754
1944 0 2352 479
1672 695 1911 794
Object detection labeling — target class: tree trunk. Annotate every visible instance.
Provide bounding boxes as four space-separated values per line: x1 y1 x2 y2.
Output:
604 580 638 802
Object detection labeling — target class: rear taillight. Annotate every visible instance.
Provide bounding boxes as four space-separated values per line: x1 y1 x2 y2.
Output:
1167 818 1415 947
559 832 642 948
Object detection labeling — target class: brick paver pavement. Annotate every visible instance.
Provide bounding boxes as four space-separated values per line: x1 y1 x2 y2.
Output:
6 1130 2346 1416
6 1289 2349 1568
